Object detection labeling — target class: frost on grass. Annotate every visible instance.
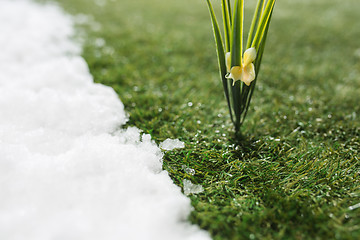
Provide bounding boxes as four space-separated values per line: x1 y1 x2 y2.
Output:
160 138 185 151
349 203 360 211
0 1 210 240
182 165 196 176
183 180 204 196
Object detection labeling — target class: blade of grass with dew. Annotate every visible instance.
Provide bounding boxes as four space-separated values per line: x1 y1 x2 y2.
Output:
205 0 234 123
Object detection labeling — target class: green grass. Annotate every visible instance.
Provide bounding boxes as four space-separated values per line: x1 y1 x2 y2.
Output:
48 0 359 239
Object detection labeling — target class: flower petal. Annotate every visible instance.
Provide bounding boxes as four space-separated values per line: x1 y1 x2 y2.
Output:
226 66 242 85
225 52 231 72
243 48 257 67
241 63 256 86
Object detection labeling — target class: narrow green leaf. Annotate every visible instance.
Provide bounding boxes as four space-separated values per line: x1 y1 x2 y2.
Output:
231 82 242 131
205 0 234 123
262 0 267 12
240 83 250 112
246 0 265 49
254 7 274 75
230 0 244 129
241 11 273 124
251 0 275 50
230 0 244 66
205 0 225 73
221 0 232 52
227 0 232 21
241 0 267 110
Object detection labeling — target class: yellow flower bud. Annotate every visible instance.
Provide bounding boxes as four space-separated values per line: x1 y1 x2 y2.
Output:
241 63 255 86
226 48 257 86
227 66 242 85
243 48 257 67
225 52 231 72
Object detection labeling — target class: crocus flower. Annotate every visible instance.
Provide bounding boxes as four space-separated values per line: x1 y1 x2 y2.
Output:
226 48 257 86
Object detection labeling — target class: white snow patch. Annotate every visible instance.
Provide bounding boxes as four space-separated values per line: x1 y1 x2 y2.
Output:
0 0 210 239
160 138 185 151
183 180 204 196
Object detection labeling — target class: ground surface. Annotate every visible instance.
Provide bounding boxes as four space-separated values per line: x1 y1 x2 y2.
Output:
50 0 359 239
0 1 210 239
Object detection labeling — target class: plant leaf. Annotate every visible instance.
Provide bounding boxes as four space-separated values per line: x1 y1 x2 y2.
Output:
227 0 232 21
251 0 275 50
230 0 244 129
246 0 265 49
205 0 234 123
241 9 274 124
230 0 244 66
221 0 232 51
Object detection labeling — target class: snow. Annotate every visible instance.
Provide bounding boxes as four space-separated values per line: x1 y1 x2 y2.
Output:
160 138 185 151
183 180 204 196
349 203 360 211
182 165 196 176
0 0 210 239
